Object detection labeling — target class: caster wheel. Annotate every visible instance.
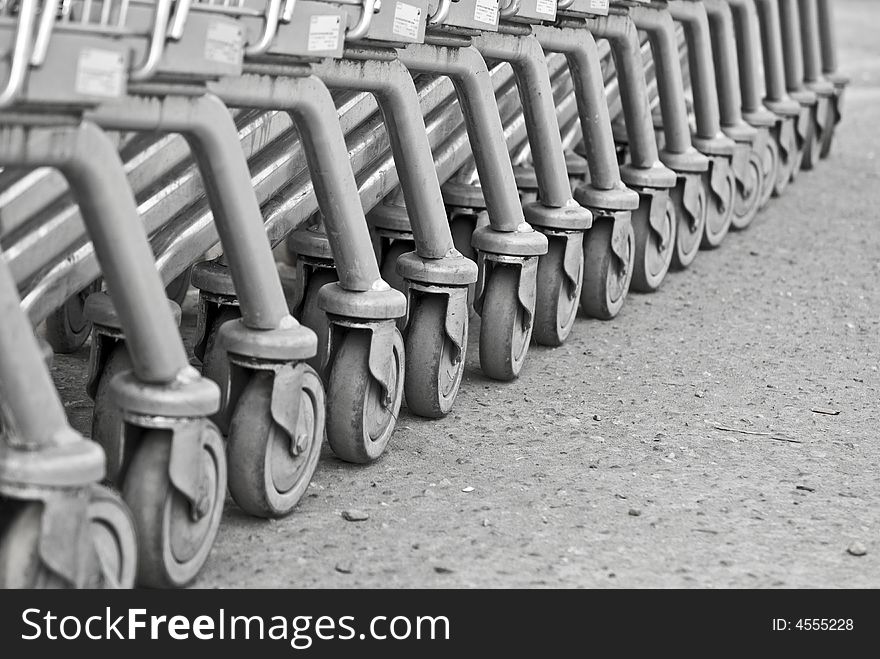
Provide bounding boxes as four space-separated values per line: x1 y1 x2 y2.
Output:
165 268 191 308
0 487 137 588
404 294 467 418
818 98 839 159
630 195 675 293
801 109 822 171
758 136 779 210
581 220 634 320
45 285 97 354
86 485 138 588
123 427 226 588
533 235 582 346
326 328 404 463
299 269 337 374
227 369 325 518
92 344 132 484
479 265 531 381
201 305 241 413
700 166 735 249
731 149 763 231
380 240 413 295
671 182 706 270
773 124 797 197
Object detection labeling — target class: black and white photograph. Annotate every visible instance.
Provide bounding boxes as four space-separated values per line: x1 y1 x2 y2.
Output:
0 0 875 650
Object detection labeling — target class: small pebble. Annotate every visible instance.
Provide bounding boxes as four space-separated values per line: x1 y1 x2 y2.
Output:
628 508 642 517
335 562 352 574
341 509 369 522
462 486 475 493
847 542 867 557
434 566 454 574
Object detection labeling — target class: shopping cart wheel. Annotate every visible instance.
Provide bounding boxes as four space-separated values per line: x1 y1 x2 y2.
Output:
671 180 707 270
45 284 99 354
450 212 480 312
818 96 840 159
759 135 780 209
124 427 225 588
631 195 675 293
772 121 798 197
299 268 337 374
380 240 413 295
201 305 241 417
479 265 531 381
0 487 137 588
581 218 634 321
732 149 764 230
92 344 132 484
326 328 404 463
700 163 735 249
227 369 324 518
404 293 467 418
533 235 582 346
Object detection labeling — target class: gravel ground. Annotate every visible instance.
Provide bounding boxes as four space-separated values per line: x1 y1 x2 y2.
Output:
50 0 880 589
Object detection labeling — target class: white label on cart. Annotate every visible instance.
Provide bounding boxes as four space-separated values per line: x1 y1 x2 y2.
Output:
591 0 609 10
75 49 125 98
308 15 342 52
536 0 556 16
473 0 499 25
393 2 422 40
204 21 243 66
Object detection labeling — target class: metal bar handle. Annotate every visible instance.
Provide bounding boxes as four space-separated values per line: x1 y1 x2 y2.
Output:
428 0 450 25
346 0 378 40
130 0 183 80
245 0 283 55
0 0 39 108
29 0 62 67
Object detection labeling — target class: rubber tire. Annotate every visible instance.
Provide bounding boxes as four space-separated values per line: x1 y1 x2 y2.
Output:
404 294 467 418
533 236 583 346
227 369 325 518
479 265 531 382
731 148 764 230
581 219 634 321
760 134 780 209
0 488 137 588
326 328 405 464
700 165 735 250
630 194 675 293
45 289 93 354
91 344 132 484
671 182 707 271
123 428 226 588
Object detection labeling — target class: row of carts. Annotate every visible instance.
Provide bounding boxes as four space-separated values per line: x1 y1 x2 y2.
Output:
0 0 847 587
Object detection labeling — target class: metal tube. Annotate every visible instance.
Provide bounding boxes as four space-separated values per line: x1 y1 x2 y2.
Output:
211 72 382 292
0 121 189 383
778 0 806 93
396 43 526 231
0 252 72 450
754 0 790 102
533 23 623 190
704 0 747 126
472 31 574 208
88 93 291 330
816 0 837 75
669 0 724 139
311 56 455 257
586 11 662 169
725 0 767 114
797 0 822 83
629 4 695 155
